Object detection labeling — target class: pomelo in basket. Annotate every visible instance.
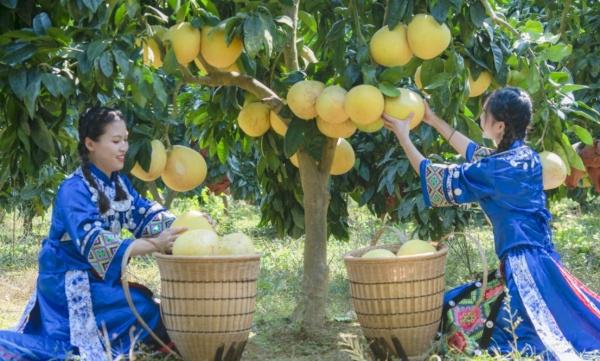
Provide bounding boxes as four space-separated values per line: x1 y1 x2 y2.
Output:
216 232 256 255
172 229 219 256
362 248 396 258
171 210 214 231
396 240 436 256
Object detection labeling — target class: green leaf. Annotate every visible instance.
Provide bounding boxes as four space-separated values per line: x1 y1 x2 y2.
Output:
0 0 17 9
24 72 41 118
561 134 585 171
469 2 486 27
126 0 139 17
560 84 588 93
152 74 168 105
162 48 179 75
274 15 293 28
490 42 503 73
522 20 544 37
298 10 317 33
31 117 55 154
361 64 377 85
2 42 36 65
342 63 361 89
8 70 27 100
87 40 108 62
544 43 572 62
284 118 309 157
378 82 400 97
41 73 62 98
112 49 130 75
387 0 409 30
431 0 450 24
82 0 102 13
572 125 593 145
99 51 113 78
549 72 569 84
379 66 407 84
243 15 263 58
32 12 52 35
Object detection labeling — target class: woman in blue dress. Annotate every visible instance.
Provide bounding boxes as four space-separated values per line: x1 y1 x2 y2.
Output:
0 107 186 360
383 87 599 360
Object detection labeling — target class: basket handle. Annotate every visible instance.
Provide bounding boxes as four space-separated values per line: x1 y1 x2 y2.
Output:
120 245 181 359
438 232 489 307
369 215 408 246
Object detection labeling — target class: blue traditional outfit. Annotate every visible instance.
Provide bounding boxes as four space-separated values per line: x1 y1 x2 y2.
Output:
420 140 600 360
0 164 175 360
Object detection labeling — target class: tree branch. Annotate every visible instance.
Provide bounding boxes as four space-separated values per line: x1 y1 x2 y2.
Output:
318 137 337 173
559 0 572 40
147 181 164 205
283 0 301 71
480 0 520 37
349 0 368 46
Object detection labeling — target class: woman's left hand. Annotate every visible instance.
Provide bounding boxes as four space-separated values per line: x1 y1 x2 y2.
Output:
383 112 414 140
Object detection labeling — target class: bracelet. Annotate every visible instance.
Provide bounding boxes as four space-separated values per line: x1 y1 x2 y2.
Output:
447 129 457 143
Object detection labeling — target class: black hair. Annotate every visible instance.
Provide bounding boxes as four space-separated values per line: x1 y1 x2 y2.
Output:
484 87 532 153
77 106 128 214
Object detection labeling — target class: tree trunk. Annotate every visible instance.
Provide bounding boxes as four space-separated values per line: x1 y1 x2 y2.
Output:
293 150 332 331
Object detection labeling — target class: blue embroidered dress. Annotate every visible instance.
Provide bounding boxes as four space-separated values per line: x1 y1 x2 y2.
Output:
0 164 175 360
421 140 600 360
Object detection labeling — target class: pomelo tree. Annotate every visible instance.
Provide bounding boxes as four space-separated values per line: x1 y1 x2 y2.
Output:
0 0 598 333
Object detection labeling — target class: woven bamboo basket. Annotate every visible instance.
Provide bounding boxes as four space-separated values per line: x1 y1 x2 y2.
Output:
344 242 448 360
153 253 261 361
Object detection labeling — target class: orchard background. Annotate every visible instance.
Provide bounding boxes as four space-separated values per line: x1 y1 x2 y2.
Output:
0 0 598 360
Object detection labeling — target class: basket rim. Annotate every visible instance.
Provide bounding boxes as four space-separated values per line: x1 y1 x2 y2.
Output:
343 243 448 263
154 252 262 263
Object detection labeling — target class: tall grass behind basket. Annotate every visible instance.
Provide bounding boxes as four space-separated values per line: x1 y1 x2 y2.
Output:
344 231 488 361
122 249 261 361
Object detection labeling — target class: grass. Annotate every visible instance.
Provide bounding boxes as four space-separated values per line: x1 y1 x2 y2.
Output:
0 194 598 360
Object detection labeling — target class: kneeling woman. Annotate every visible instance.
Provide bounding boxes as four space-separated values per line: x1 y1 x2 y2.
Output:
0 107 186 360
383 87 599 360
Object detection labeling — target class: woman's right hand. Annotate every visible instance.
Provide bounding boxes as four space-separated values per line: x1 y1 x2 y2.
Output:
153 227 187 254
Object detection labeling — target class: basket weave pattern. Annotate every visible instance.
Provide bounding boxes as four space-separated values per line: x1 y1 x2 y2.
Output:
155 254 260 361
344 243 448 359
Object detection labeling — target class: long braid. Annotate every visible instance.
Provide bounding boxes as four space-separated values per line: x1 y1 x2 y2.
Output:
485 87 532 153
78 106 128 214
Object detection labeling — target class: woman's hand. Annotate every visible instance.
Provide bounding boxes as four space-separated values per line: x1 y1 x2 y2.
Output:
422 100 440 127
153 227 188 254
383 112 413 140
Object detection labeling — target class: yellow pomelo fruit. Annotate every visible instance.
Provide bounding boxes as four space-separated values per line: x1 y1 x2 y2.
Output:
384 88 425 130
369 24 413 67
193 58 240 74
238 102 271 137
142 39 163 68
161 145 207 192
289 153 299 168
356 118 384 133
300 45 318 67
316 117 357 138
287 80 325 120
172 229 219 256
396 240 436 256
216 232 256 255
331 138 356 176
468 70 493 97
407 14 451 60
169 22 201 65
539 151 568 190
414 65 423 89
131 140 167 182
171 210 214 232
362 248 396 258
201 25 243 69
270 110 288 136
316 85 349 124
344 85 385 126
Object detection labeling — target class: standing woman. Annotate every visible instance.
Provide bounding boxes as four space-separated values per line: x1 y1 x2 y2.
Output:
0 107 186 360
383 87 599 359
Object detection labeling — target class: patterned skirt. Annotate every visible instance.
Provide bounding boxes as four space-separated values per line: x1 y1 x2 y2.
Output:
440 246 600 360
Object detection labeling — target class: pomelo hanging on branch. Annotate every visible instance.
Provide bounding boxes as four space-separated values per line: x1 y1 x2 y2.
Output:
316 117 357 139
384 88 425 130
316 85 349 124
269 110 288 136
287 80 325 120
161 145 207 192
237 102 271 137
407 14 451 60
330 138 356 176
167 22 201 65
131 139 167 182
141 38 163 68
344 85 385 126
369 24 413 67
468 70 493 97
356 118 384 133
200 25 243 69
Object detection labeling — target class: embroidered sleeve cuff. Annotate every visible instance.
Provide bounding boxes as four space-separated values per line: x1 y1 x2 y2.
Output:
139 210 176 238
421 160 457 208
86 230 129 279
470 143 495 162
